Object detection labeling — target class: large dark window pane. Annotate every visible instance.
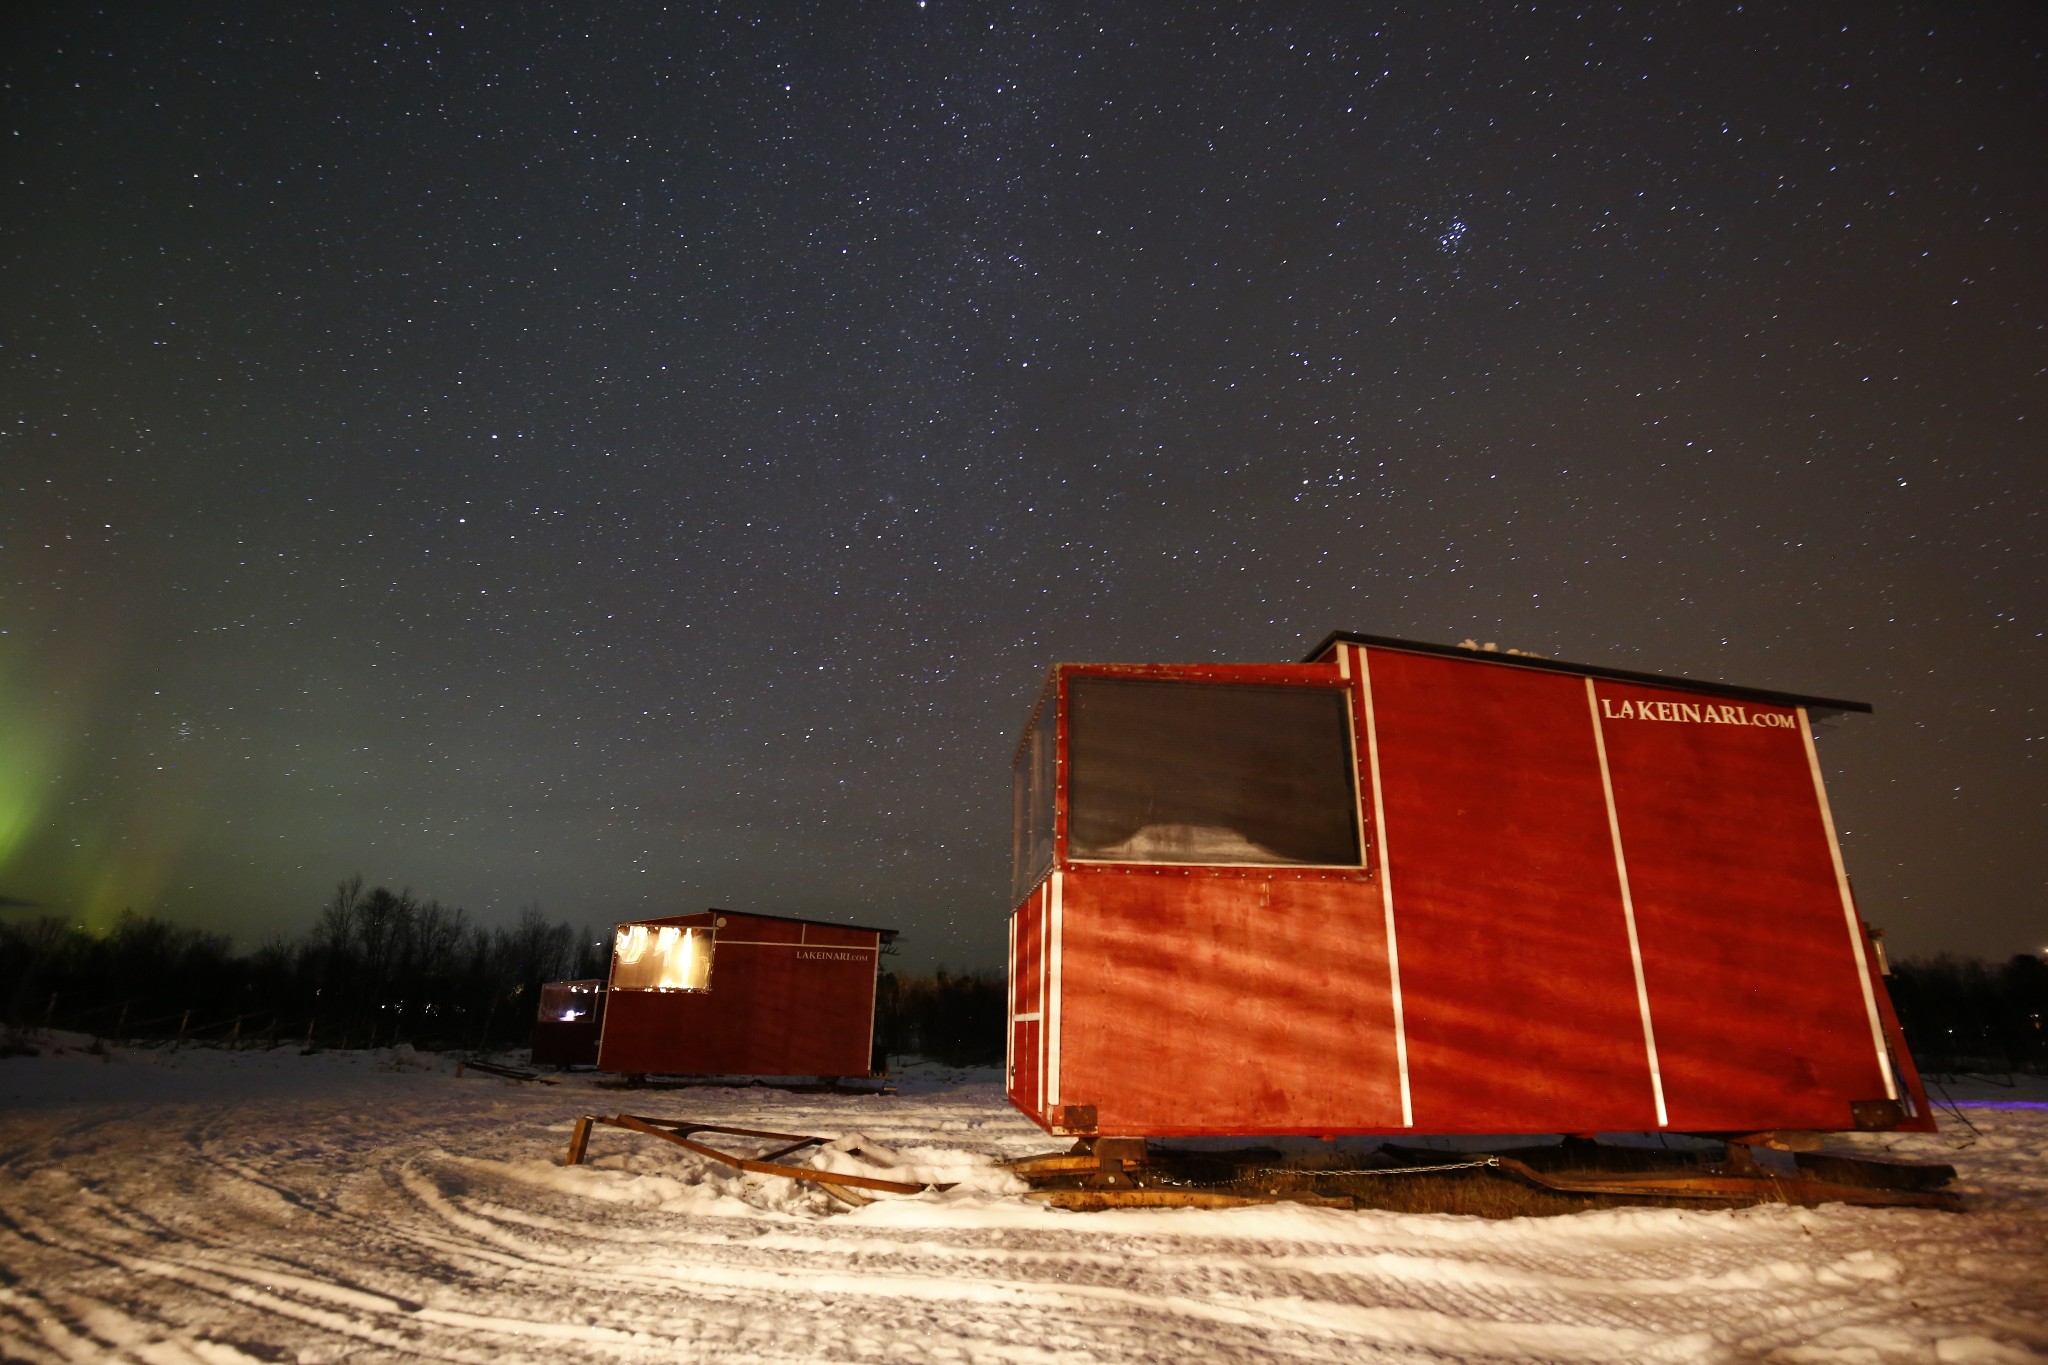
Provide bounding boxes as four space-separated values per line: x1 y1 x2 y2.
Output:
1067 678 1361 866
1010 683 1058 902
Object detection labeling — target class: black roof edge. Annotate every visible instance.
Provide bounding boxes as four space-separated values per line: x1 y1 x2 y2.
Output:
1304 631 1873 717
624 907 899 941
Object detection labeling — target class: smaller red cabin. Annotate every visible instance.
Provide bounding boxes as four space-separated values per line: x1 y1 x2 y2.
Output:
530 979 606 1066
569 909 895 1078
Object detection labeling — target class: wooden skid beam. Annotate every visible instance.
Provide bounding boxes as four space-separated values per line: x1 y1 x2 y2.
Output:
563 1113 949 1197
621 1118 827 1144
595 1077 895 1095
1002 1152 1107 1177
565 1116 593 1167
459 1058 558 1085
1030 1189 1353 1211
563 1118 1955 1214
1002 1139 1958 1213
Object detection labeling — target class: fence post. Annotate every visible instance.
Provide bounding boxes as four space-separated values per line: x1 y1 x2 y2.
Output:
44 992 57 1029
178 1008 191 1039
115 1000 129 1044
228 1015 242 1045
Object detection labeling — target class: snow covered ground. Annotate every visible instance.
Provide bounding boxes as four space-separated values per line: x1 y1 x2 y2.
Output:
1 1038 2044 1364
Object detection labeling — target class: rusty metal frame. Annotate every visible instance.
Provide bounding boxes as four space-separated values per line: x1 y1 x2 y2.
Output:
563 1114 950 1197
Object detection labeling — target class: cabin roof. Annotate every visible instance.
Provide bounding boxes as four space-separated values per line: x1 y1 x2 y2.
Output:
1305 630 1873 718
623 907 899 942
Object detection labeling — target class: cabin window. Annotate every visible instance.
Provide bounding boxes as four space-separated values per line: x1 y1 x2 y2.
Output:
1010 682 1059 902
611 924 715 992
535 979 604 1022
1065 677 1362 867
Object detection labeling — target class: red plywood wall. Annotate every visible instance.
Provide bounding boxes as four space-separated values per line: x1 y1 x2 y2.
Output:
1591 680 1891 1130
1364 649 1662 1133
1007 886 1044 1116
597 912 883 1077
1056 871 1404 1135
1007 644 1918 1139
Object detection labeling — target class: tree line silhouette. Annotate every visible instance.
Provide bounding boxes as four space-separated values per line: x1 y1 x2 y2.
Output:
873 967 1006 1067
1888 953 2048 1074
2 877 607 1051
8 882 2030 1075
1 876 1008 1064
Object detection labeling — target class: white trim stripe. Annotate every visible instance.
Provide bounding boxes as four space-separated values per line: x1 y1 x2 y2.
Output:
594 944 617 1069
1005 911 1017 1089
1356 645 1413 1128
1047 870 1064 1109
1036 881 1048 1110
1799 707 1897 1100
860 928 880 1078
1586 679 1670 1127
1340 646 1371 904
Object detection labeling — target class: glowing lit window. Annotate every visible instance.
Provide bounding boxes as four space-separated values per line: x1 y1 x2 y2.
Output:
612 924 715 992
536 979 604 1022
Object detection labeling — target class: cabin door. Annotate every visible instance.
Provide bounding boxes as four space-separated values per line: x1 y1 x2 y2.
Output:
1007 889 1047 1119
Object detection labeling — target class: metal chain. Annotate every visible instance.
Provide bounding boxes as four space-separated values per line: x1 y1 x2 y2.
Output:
1139 1156 1502 1191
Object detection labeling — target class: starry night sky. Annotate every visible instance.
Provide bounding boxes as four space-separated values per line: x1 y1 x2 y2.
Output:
4 3 2043 970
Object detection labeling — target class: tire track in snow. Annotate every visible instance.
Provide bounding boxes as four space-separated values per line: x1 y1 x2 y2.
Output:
3 1058 2046 1363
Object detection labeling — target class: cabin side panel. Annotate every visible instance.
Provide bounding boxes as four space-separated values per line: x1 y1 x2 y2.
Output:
1365 649 1661 1132
1008 889 1046 1121
597 926 880 1076
1055 869 1402 1136
1593 684 1891 1129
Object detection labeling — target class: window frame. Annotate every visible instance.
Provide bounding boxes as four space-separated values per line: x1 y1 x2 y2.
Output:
1010 673 1060 904
608 921 717 993
1053 662 1371 874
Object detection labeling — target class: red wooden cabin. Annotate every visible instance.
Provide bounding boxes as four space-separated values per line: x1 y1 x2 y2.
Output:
550 909 894 1078
1005 632 1933 1141
530 978 606 1066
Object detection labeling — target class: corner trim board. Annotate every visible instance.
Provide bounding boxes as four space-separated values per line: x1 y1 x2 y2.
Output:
1586 678 1670 1127
1356 646 1414 1127
1047 871 1064 1108
1800 707 1898 1100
